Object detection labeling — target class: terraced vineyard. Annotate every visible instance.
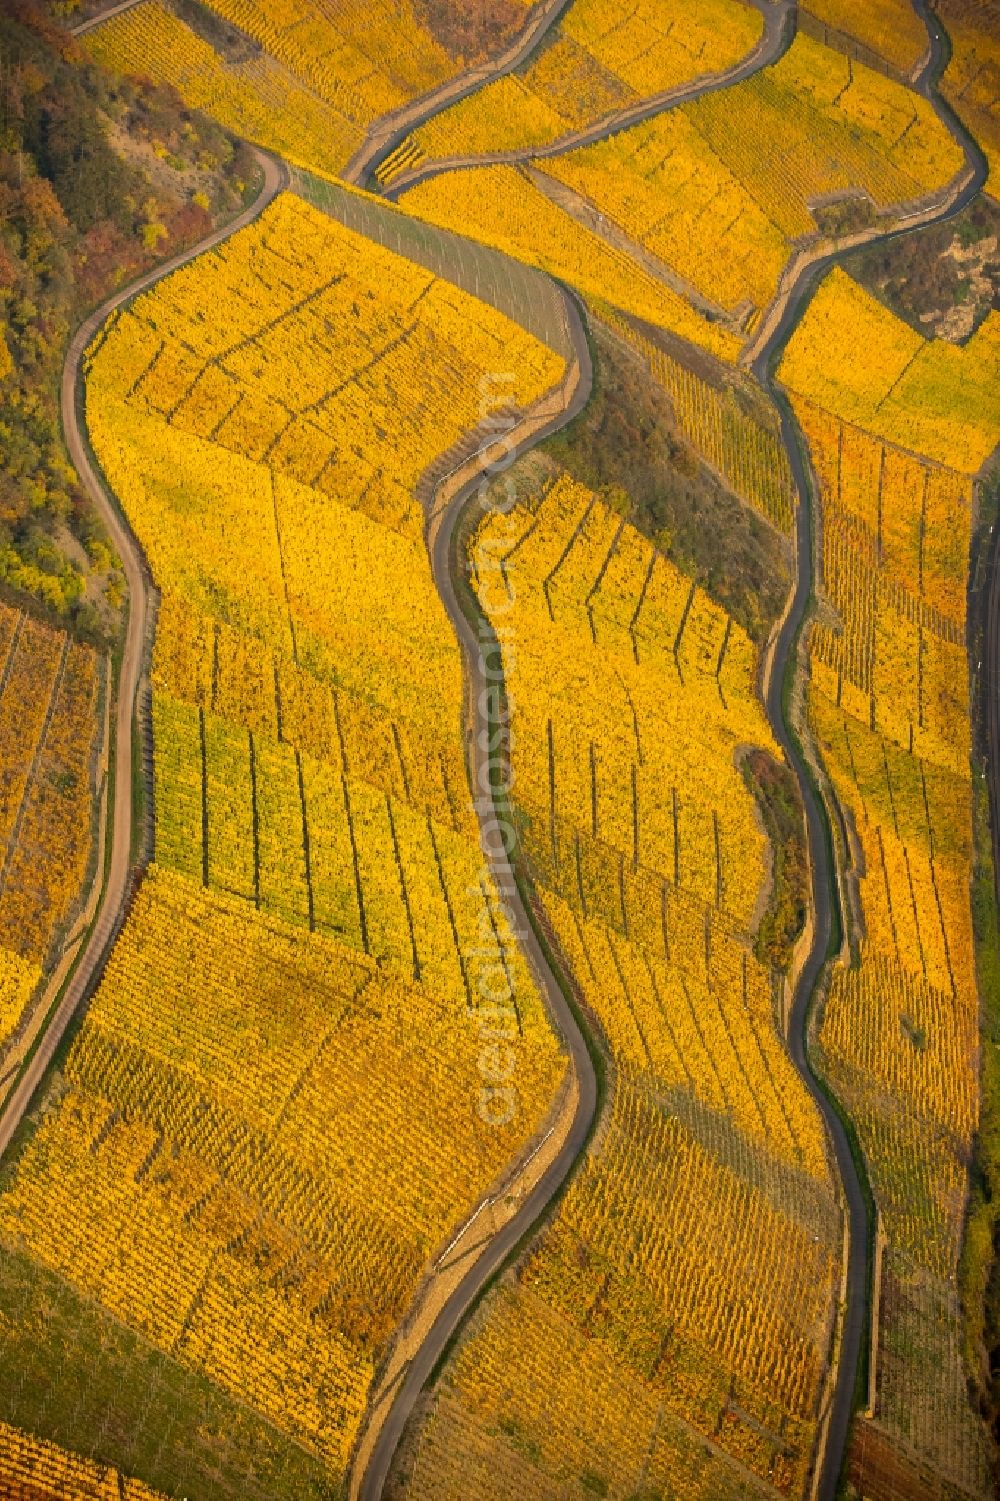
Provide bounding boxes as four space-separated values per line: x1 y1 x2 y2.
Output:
800 0 929 73
384 472 842 1499
937 0 1000 187
0 188 569 1496
0 2 997 1500
396 161 747 358
390 39 968 357
534 31 963 329
379 0 766 172
779 269 1000 1497
0 1420 166 1501
83 0 532 178
602 309 798 532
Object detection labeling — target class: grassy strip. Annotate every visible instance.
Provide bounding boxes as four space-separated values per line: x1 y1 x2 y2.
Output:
740 747 808 973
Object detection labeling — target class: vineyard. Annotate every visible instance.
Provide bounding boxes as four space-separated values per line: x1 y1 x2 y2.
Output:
0 865 563 1470
937 0 1000 187
780 268 1000 471
0 1420 164 1501
778 268 999 1495
535 32 963 327
85 1 362 178
0 606 102 1054
601 310 797 532
0 3 996 1499
398 164 743 360
0 186 571 1493
801 0 929 72
85 0 498 179
391 0 764 167
200 0 481 115
394 471 842 1497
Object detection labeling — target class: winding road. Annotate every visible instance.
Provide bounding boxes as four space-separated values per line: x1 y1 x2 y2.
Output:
343 0 576 188
356 294 597 1501
0 149 288 1162
1 4 992 1500
746 4 989 1495
358 4 994 1499
985 517 1000 962
380 0 793 200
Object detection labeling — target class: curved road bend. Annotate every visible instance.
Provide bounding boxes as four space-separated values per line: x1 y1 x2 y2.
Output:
361 4 988 1496
357 295 598 1501
381 0 794 202
343 0 576 188
748 5 988 1495
0 148 288 1164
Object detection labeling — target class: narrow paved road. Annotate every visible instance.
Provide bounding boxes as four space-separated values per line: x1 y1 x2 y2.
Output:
343 0 576 188
751 376 867 1501
0 149 288 1164
749 4 988 1496
6 4 991 1496
357 294 598 1501
382 0 792 200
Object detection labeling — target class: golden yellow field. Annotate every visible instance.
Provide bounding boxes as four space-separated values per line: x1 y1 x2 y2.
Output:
0 608 102 1054
396 0 764 166
779 268 1000 472
0 1419 166 1500
85 1 361 177
537 32 963 327
3 1 998 1496
938 0 1000 187
391 469 842 1499
85 0 496 179
399 164 743 361
0 190 570 1490
801 0 928 71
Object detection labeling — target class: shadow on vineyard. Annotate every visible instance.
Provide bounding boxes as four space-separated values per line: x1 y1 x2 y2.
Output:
171 0 262 64
539 319 792 642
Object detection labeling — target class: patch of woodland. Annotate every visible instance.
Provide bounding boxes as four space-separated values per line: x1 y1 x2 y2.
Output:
0 1 257 643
